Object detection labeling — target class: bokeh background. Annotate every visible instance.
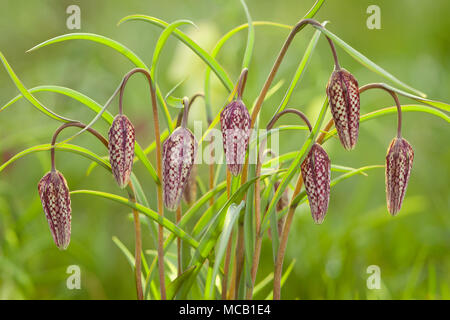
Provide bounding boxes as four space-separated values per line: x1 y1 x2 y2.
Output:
0 0 448 299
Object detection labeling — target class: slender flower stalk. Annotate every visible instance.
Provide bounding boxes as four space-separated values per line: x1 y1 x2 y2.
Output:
248 109 313 299
116 68 166 299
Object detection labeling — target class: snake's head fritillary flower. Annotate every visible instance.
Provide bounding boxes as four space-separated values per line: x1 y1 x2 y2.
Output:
301 143 331 224
183 164 197 205
220 99 251 176
38 170 72 250
385 137 414 216
163 127 197 211
108 114 135 189
326 68 360 150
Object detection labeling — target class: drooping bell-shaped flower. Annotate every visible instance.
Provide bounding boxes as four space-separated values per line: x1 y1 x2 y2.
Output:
108 114 135 189
385 137 414 215
301 143 331 224
163 127 197 211
220 100 251 176
38 170 72 250
326 68 360 150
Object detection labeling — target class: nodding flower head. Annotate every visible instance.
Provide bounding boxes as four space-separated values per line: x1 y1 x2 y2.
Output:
301 143 331 224
163 127 197 211
108 114 135 189
326 68 360 150
220 99 251 176
385 137 414 216
38 170 72 250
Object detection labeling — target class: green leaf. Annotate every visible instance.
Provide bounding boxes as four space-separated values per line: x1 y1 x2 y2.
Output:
151 20 196 81
1 85 160 184
118 15 234 91
0 143 111 173
167 265 197 300
239 0 254 69
204 21 290 120
311 26 427 97
70 190 199 249
323 105 450 143
112 236 136 268
290 165 385 214
26 32 174 131
0 52 73 122
205 201 244 299
362 83 450 112
177 170 286 298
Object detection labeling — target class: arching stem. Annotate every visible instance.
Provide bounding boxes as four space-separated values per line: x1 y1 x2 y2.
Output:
237 68 249 100
359 83 403 138
49 121 144 300
50 122 108 172
117 67 166 299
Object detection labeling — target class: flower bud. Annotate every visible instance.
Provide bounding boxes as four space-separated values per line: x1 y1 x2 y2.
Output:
183 164 197 204
108 114 135 189
326 68 360 150
220 100 251 176
38 170 72 250
301 143 331 224
385 137 414 215
163 127 197 211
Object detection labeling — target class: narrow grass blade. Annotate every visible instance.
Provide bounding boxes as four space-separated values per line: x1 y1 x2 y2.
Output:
118 15 233 91
323 105 450 143
70 190 199 248
1 85 160 184
239 0 254 69
0 52 74 122
151 20 196 81
205 201 243 299
311 26 427 97
26 33 174 131
0 143 111 173
167 265 197 300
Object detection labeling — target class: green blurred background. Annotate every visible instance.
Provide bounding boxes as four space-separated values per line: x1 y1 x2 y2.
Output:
0 0 448 299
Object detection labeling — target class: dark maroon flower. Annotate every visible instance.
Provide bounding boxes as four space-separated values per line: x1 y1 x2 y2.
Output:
220 99 251 176
108 114 135 189
326 68 360 150
38 170 72 250
385 137 414 215
301 143 331 224
163 127 197 211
